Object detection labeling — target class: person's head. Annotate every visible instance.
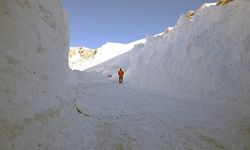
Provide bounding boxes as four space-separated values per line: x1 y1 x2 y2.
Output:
120 68 122 71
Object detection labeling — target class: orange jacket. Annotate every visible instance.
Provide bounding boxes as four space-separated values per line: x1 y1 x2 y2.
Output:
118 70 124 77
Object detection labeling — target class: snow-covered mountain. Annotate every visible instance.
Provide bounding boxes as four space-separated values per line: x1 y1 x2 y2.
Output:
129 0 250 103
69 39 146 71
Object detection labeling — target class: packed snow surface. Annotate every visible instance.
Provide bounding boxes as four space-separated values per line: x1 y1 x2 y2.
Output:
58 76 250 150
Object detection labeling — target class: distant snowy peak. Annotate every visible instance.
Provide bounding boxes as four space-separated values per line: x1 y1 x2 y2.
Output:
201 3 217 9
98 42 128 51
100 42 126 47
68 39 146 71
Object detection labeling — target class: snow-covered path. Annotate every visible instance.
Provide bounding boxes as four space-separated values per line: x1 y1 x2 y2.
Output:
72 77 250 150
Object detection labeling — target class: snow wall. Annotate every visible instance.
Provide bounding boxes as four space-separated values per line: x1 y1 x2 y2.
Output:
0 0 74 149
129 0 250 102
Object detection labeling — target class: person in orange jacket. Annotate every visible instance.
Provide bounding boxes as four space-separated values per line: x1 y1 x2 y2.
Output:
118 68 124 84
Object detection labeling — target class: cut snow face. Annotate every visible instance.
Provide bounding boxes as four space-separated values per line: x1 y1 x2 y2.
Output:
129 0 250 103
68 39 146 72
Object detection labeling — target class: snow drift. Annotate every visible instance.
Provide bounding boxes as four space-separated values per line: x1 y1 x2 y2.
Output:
129 0 250 102
0 0 72 149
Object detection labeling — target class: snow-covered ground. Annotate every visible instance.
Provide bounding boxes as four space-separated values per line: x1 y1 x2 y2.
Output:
3 68 250 149
67 76 250 150
0 0 250 149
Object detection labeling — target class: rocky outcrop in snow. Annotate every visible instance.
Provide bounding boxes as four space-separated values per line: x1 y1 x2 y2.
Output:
68 47 97 70
217 0 234 6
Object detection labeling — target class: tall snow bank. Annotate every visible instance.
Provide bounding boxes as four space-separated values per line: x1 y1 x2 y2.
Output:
129 0 250 102
0 0 70 148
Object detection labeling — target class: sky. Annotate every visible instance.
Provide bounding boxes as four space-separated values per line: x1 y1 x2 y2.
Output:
62 0 215 48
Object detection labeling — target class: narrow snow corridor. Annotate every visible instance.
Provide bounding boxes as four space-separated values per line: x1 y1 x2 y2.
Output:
71 76 250 150
1 0 250 149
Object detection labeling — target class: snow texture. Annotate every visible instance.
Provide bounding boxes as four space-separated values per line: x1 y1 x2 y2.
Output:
129 0 250 103
0 0 72 149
